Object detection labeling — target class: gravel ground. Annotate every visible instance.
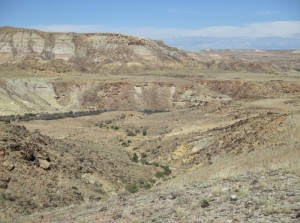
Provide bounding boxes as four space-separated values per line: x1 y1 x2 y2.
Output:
22 168 300 223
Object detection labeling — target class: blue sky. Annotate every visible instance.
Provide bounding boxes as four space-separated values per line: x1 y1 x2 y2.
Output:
1 0 300 49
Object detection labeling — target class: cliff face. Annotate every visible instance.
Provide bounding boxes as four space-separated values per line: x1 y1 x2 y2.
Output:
0 27 201 74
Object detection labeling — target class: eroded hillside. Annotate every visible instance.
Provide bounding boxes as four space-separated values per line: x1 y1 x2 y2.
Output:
0 27 202 74
0 76 232 115
0 120 163 221
0 27 285 74
1 74 300 116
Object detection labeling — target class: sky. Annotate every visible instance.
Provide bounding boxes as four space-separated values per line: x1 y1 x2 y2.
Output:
1 0 300 50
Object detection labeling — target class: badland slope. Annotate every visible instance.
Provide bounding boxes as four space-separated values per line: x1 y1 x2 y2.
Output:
0 27 282 74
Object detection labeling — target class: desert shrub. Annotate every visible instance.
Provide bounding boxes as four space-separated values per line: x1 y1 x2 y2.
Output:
112 126 119 130
131 153 139 163
144 183 152 189
162 165 172 175
149 179 156 184
263 205 279 215
152 162 159 167
201 199 210 208
121 142 128 147
141 153 148 158
0 109 105 122
126 182 139 193
126 129 136 137
95 122 104 128
142 129 147 136
140 159 150 165
105 120 112 124
154 165 172 178
138 179 145 185
143 109 169 114
155 171 164 178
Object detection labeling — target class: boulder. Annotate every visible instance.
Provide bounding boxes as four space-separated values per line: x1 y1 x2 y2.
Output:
2 160 15 171
230 194 238 201
39 159 51 170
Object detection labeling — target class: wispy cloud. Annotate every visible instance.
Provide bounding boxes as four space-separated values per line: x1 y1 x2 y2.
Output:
32 21 300 39
257 10 279 15
29 22 300 49
166 36 300 50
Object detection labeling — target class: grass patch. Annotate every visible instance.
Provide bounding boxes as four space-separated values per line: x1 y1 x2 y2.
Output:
263 204 280 215
211 187 225 197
